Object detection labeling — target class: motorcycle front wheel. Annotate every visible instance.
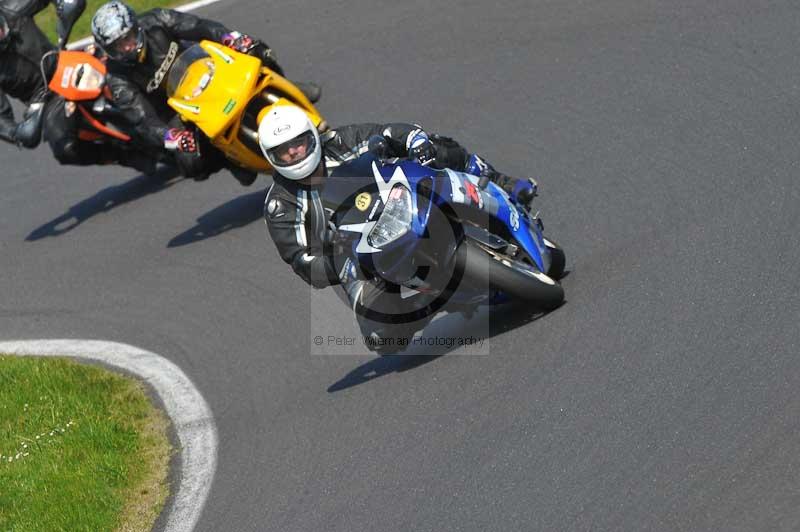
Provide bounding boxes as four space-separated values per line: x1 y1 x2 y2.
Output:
459 239 564 311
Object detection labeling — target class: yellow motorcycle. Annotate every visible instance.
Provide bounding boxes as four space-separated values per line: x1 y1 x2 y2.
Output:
165 40 327 174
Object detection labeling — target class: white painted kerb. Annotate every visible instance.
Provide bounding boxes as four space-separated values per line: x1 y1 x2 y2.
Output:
0 340 217 532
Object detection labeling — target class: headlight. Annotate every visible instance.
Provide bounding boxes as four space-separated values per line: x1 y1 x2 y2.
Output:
368 185 412 248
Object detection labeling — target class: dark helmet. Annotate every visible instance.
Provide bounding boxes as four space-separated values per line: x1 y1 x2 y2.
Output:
0 13 12 51
91 1 146 63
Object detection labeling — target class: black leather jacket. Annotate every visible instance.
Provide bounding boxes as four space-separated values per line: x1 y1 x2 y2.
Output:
265 123 470 288
0 0 55 144
105 8 272 148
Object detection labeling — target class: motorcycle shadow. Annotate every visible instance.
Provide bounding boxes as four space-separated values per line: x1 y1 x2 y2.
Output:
327 302 556 393
167 189 268 248
26 166 181 241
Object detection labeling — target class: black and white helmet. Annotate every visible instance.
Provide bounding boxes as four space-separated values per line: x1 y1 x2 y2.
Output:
91 1 145 63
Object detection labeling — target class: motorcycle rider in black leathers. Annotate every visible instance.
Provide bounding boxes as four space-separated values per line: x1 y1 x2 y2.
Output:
0 0 164 171
258 105 537 353
90 0 319 184
39 44 170 173
0 0 56 148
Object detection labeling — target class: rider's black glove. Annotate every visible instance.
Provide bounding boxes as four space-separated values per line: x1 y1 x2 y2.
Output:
164 128 199 154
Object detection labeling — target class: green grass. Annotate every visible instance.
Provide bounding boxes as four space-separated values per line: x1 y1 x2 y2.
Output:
34 0 181 45
0 355 171 532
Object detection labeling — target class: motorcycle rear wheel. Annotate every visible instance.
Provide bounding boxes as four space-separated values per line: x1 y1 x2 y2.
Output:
460 239 564 311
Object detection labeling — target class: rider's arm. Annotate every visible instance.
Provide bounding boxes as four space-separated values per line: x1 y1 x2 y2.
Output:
332 122 439 162
323 123 424 160
143 8 230 43
377 123 431 157
332 122 471 170
264 185 342 289
105 74 168 149
143 8 280 71
0 0 52 18
380 123 471 170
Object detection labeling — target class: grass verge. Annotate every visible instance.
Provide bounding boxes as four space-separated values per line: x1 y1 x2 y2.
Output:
35 0 181 45
0 355 172 532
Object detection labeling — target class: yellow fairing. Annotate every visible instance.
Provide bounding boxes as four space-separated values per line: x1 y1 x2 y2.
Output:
168 41 260 139
167 40 326 173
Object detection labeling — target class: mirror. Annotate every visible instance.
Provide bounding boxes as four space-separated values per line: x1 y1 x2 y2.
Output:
56 0 86 49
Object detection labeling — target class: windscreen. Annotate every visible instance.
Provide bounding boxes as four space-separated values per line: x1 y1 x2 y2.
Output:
166 45 212 98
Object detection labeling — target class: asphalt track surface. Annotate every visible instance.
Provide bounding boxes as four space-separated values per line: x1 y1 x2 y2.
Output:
3 1 800 530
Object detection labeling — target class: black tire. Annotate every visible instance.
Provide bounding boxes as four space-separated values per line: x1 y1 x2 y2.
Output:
460 239 564 311
544 238 566 280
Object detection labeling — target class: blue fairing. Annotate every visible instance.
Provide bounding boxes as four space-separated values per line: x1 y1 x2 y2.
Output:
436 165 549 273
330 154 550 286
482 180 549 272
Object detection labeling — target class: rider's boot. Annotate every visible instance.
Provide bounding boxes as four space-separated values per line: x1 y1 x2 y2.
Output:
256 50 321 103
120 151 158 175
293 82 322 104
364 329 412 355
229 165 258 186
499 175 538 211
466 154 537 210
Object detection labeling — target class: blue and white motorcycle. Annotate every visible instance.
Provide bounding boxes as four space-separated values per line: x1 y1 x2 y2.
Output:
324 152 566 324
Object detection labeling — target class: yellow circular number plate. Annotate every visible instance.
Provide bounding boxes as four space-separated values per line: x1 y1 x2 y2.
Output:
355 192 372 211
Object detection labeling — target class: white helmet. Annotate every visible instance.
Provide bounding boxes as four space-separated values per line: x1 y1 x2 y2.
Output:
258 105 321 180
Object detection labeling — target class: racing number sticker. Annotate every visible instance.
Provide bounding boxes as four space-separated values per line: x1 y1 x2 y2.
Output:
355 192 372 211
